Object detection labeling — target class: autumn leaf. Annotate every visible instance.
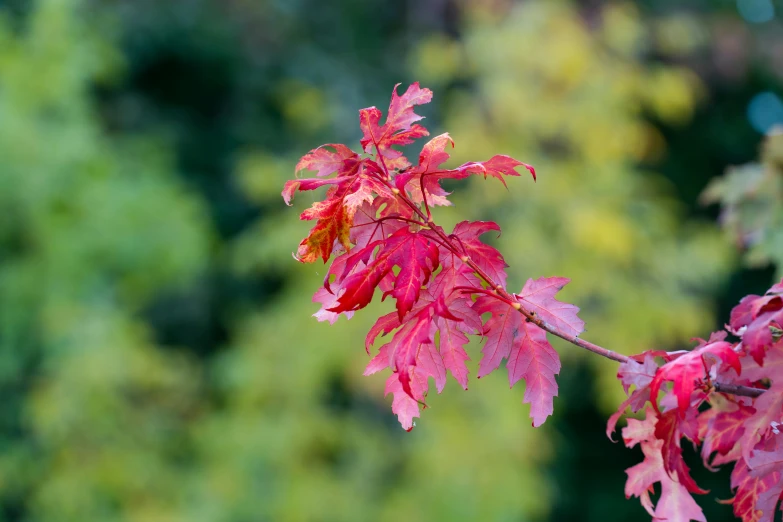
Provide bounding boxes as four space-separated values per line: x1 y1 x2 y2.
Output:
515 277 585 338
649 332 741 416
359 82 432 170
473 296 561 426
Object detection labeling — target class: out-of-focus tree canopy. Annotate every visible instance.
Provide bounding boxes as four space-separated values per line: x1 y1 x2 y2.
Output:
1 0 781 521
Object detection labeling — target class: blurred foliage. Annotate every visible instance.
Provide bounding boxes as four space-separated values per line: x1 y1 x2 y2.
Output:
0 1 210 521
0 0 781 521
702 129 783 279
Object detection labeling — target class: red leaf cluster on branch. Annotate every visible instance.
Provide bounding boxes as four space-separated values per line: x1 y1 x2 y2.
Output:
609 280 783 521
283 83 568 430
284 83 783 522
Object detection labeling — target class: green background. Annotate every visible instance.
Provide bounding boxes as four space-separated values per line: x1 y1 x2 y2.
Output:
1 0 782 520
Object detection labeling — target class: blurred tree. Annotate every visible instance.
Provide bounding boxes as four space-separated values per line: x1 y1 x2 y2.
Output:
0 1 210 520
702 130 783 279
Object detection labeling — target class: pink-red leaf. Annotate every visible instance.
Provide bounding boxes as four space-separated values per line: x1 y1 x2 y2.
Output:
295 143 360 177
474 296 560 426
452 221 509 287
649 332 741 416
515 277 585 338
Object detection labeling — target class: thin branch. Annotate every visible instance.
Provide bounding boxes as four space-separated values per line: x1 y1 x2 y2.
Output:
713 382 765 398
350 215 426 229
419 172 432 221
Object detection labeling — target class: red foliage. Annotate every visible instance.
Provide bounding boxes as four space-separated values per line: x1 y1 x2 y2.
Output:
284 83 566 430
610 280 783 521
285 83 783 521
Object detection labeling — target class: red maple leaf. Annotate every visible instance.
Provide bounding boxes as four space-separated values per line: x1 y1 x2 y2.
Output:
293 143 361 178
359 83 432 171
747 433 783 478
515 277 585 338
698 397 753 469
364 306 439 401
473 296 561 426
451 221 509 287
328 228 439 320
622 408 707 522
285 150 393 263
738 382 783 463
730 459 783 522
729 279 783 365
654 409 709 495
649 332 741 416
396 133 535 205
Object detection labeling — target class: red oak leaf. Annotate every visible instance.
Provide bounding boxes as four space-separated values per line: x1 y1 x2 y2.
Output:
359 83 432 170
515 277 585 338
649 332 741 416
473 296 561 426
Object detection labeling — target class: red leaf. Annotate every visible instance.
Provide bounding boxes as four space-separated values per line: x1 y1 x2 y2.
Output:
738 382 783 463
507 320 560 427
295 195 354 263
359 83 432 170
473 296 561 426
437 317 471 390
400 146 535 206
649 332 741 416
286 158 393 263
730 459 783 522
655 409 709 495
452 221 509 287
458 154 536 186
698 397 753 469
364 307 437 400
473 296 520 377
295 143 360 177
730 279 783 365
622 408 707 521
747 433 783 477
618 354 658 395
383 372 421 432
515 277 585 338
329 228 439 320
